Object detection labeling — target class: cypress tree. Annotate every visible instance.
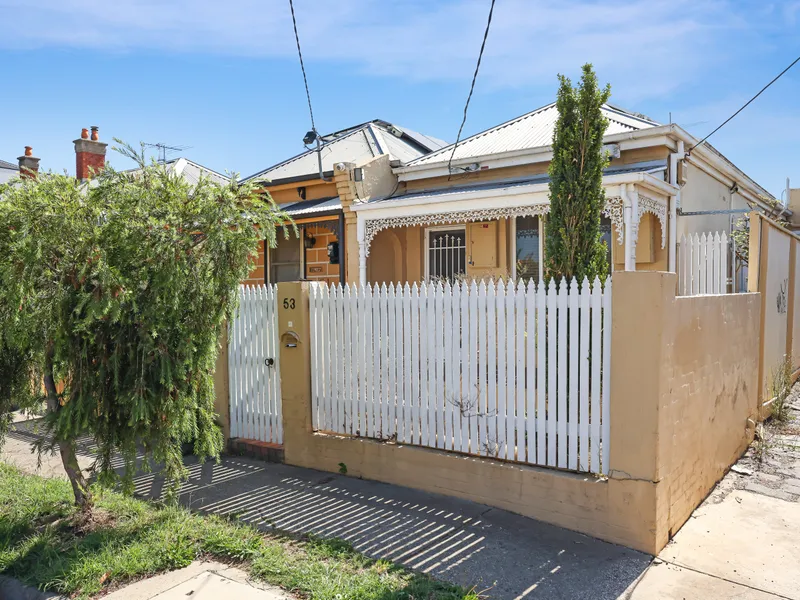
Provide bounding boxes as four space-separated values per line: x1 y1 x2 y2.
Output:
545 63 611 282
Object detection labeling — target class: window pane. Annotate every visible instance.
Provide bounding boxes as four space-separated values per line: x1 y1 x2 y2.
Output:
516 215 540 280
272 234 300 263
429 229 466 280
271 263 301 283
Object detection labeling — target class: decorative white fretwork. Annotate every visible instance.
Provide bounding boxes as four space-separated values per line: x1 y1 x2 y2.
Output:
602 196 624 244
637 194 667 249
362 204 550 255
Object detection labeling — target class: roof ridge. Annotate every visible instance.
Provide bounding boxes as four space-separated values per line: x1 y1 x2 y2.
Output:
0 158 19 170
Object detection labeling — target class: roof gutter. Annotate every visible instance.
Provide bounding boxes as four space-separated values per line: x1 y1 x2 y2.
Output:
353 171 676 213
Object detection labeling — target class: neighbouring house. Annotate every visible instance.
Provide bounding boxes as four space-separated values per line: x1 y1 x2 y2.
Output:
0 158 19 183
241 120 447 286
338 102 785 290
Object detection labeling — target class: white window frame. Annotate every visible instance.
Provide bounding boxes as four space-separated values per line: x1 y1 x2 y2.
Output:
424 224 467 280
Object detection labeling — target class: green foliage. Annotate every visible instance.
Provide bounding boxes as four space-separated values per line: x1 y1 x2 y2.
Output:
0 143 292 501
545 63 611 282
731 198 790 265
0 464 477 599
768 355 795 423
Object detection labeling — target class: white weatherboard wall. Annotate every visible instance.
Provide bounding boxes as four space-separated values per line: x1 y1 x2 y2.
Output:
678 232 729 296
228 285 282 444
310 278 612 475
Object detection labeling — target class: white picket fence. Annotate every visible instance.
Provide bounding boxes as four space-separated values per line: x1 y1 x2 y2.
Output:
228 285 283 444
310 278 612 475
678 232 729 296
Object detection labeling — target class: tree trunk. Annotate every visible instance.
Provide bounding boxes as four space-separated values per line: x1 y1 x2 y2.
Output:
43 347 92 508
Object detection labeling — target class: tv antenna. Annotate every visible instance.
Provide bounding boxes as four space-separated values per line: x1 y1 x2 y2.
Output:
143 142 191 163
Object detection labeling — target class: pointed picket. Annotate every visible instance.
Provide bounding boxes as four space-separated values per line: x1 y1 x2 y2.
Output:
590 277 602 474
459 281 470 452
535 280 546 465
410 283 420 444
579 277 590 471
434 282 445 449
469 280 480 454
521 279 534 464
486 281 497 457
568 278 580 471
496 280 508 459
514 280 526 461
546 278 557 467
601 278 612 473
443 281 454 450
504 279 515 461
478 281 489 456
556 278 568 469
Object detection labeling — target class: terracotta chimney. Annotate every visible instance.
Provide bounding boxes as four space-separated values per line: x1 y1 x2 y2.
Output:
17 146 40 179
74 126 107 181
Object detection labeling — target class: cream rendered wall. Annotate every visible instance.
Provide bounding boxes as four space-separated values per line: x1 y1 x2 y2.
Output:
792 240 800 370
678 162 750 237
663 293 761 536
760 225 792 396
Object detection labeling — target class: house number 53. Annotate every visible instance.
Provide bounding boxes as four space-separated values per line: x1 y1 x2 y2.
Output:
283 298 296 310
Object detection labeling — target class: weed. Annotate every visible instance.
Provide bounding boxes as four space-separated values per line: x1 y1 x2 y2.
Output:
768 355 795 423
751 423 773 463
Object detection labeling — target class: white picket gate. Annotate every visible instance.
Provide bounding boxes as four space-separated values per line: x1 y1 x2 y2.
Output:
310 278 612 475
228 285 282 444
678 232 729 296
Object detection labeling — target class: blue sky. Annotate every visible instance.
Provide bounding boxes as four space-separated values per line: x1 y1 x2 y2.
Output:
1 0 799 196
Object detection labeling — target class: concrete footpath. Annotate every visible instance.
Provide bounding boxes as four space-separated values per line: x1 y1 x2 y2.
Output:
4 402 800 600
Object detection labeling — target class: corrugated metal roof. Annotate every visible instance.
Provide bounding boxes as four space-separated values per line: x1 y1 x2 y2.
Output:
243 120 448 183
367 160 667 205
281 196 342 216
165 158 229 185
407 103 660 167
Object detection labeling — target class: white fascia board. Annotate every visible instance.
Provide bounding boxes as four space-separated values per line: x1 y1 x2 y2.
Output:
668 125 775 203
353 182 551 213
354 172 677 221
603 172 679 198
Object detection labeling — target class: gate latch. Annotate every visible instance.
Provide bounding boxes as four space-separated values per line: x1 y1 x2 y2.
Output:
264 358 275 367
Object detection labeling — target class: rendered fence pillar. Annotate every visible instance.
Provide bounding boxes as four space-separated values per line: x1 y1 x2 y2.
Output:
276 282 314 463
609 273 675 480
608 271 676 552
213 326 231 443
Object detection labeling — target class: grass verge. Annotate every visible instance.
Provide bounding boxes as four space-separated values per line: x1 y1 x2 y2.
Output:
0 463 478 599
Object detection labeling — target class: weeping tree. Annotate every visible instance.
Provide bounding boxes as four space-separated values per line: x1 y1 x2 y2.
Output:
545 63 611 282
0 143 290 507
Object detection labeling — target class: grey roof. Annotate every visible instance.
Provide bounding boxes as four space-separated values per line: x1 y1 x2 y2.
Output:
367 160 667 205
119 157 229 186
243 120 449 184
406 103 660 167
281 196 342 217
0 159 18 185
160 157 229 185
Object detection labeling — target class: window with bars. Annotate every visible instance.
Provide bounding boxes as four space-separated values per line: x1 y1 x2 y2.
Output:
427 228 466 281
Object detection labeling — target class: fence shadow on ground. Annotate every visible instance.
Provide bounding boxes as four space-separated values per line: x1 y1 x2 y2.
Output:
6 420 651 599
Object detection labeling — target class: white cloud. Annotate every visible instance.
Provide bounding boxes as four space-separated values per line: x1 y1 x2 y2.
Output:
0 0 791 101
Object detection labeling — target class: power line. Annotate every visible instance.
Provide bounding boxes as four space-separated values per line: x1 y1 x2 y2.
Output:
687 54 800 154
447 0 497 178
288 0 317 133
